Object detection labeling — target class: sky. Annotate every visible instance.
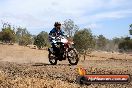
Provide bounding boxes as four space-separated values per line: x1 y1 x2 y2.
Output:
0 0 132 39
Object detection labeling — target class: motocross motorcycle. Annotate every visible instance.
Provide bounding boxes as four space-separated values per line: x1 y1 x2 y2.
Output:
48 35 79 65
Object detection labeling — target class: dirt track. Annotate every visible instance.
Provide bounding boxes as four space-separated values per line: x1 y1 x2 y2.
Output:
0 44 132 88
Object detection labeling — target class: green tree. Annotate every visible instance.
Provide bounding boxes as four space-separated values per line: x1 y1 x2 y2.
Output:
118 37 132 51
96 35 107 50
1 23 15 43
73 28 95 53
129 24 132 35
130 24 132 29
16 27 32 46
63 19 79 37
0 32 2 41
34 31 49 49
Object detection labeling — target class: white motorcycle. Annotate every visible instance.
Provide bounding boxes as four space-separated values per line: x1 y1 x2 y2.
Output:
48 35 79 65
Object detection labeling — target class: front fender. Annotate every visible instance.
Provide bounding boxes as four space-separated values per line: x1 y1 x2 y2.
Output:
48 48 53 54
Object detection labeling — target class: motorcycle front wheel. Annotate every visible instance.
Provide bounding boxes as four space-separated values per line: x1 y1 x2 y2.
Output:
48 52 57 65
68 48 79 65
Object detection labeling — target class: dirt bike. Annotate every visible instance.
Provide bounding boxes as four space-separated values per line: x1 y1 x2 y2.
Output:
48 35 79 65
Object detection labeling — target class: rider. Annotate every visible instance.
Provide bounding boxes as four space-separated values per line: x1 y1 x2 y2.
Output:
49 22 64 38
49 22 64 54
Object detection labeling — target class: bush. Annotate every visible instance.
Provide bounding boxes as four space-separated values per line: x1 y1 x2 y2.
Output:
96 35 107 50
0 32 3 41
1 26 15 43
34 31 49 49
73 28 95 53
19 35 32 46
16 27 32 46
118 39 132 51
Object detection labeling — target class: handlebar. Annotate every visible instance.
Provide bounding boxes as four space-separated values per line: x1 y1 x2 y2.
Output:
51 35 66 40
